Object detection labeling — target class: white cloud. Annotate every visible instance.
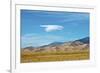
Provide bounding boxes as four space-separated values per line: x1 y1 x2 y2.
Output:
40 25 64 32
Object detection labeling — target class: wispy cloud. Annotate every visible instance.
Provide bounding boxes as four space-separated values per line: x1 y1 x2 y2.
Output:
21 33 63 48
40 25 64 32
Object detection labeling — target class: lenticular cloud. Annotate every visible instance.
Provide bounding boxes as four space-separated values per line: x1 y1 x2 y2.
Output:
40 25 64 32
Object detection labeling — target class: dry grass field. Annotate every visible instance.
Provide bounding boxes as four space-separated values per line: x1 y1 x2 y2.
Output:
21 50 89 63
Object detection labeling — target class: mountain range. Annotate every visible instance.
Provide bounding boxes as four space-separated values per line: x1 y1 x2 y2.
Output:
21 37 89 53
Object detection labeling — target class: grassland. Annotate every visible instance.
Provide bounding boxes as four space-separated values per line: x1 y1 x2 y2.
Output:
21 50 89 63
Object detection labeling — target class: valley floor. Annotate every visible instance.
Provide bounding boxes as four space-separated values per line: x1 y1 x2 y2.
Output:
21 50 89 63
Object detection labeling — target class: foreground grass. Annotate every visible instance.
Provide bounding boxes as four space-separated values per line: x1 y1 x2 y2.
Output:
21 50 89 63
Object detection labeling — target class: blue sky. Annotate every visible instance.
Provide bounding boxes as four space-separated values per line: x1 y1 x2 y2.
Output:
21 10 90 48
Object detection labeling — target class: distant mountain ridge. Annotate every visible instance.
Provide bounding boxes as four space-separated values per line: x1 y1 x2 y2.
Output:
39 37 89 48
39 42 64 48
22 37 89 52
75 37 89 44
